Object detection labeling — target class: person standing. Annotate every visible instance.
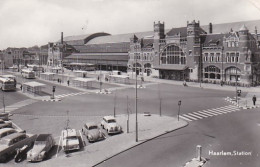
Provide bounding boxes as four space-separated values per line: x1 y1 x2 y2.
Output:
252 95 257 106
67 80 70 86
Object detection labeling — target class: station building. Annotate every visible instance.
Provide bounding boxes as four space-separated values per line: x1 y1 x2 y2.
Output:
52 19 260 86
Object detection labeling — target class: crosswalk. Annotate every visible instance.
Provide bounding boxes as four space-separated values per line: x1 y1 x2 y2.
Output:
0 99 37 113
179 105 240 122
54 91 89 99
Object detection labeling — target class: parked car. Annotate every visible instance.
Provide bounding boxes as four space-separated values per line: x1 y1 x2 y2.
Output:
101 116 122 135
27 134 55 162
0 119 12 127
0 128 18 139
82 122 105 142
61 129 80 152
0 133 37 162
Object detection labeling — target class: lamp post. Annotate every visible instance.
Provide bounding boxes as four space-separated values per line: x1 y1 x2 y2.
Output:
235 51 238 103
135 45 138 142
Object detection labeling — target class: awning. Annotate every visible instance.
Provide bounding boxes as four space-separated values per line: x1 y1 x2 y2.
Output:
154 65 188 71
23 81 45 88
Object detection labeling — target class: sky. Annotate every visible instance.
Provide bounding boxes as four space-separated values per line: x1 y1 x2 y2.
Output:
0 0 260 50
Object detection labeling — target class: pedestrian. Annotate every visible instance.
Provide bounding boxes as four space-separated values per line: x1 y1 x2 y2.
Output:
20 84 23 91
57 78 59 83
67 80 70 86
252 95 257 106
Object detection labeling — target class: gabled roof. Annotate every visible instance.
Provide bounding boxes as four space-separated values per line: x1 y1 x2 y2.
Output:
166 27 187 37
201 33 225 47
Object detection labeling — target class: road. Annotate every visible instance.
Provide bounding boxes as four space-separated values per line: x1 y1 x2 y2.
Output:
2 71 256 166
96 107 260 167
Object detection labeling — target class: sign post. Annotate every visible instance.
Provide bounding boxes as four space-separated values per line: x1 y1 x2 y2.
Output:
178 100 181 121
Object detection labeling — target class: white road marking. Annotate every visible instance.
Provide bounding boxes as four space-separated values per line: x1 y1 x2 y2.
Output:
182 114 198 120
179 115 193 121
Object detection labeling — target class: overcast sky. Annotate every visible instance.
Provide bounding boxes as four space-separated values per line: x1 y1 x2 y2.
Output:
0 0 260 50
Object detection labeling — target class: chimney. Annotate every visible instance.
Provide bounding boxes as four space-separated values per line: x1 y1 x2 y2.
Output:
61 32 63 44
209 23 213 34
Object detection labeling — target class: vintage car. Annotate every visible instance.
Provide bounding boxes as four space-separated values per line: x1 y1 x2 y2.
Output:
0 119 12 127
27 134 55 162
0 132 37 162
82 122 105 142
0 128 18 139
101 116 122 135
61 129 80 152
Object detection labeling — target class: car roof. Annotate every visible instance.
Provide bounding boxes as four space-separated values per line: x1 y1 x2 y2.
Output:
103 116 116 120
0 123 10 128
0 128 15 134
1 133 26 141
36 134 52 141
85 122 97 127
62 129 77 138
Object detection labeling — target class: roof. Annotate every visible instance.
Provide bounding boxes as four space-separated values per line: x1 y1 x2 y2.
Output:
154 65 188 70
0 132 26 142
201 33 225 47
63 32 110 43
23 81 45 87
85 122 98 127
62 129 77 138
65 53 128 61
239 24 248 31
103 116 116 120
166 27 187 37
86 31 155 45
0 128 15 134
73 77 96 82
201 19 260 34
36 134 52 141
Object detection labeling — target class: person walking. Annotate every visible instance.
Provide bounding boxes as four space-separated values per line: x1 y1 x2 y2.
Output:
67 80 70 86
252 95 257 106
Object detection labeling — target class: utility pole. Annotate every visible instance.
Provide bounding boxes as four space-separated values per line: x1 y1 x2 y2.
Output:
114 90 117 117
135 44 138 142
178 100 181 121
235 51 238 103
127 95 129 133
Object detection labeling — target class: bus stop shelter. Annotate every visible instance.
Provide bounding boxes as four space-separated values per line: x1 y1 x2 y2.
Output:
40 72 56 81
72 78 96 89
109 75 130 84
22 81 45 96
73 70 88 78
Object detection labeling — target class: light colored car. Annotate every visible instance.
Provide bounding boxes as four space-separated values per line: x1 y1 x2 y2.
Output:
0 119 12 127
61 129 80 152
82 122 105 142
27 134 55 162
0 128 18 139
101 116 122 135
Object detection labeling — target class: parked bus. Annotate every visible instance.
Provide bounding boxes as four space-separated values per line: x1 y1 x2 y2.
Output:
0 77 16 91
21 69 36 79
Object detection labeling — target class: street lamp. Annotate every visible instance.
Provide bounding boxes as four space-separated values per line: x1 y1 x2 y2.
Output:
135 45 138 142
235 51 238 103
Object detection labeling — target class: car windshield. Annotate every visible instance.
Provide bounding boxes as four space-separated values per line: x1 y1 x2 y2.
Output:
107 119 116 123
88 126 98 130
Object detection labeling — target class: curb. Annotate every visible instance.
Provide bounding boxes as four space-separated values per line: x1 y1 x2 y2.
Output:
93 120 189 166
95 91 112 94
224 97 259 109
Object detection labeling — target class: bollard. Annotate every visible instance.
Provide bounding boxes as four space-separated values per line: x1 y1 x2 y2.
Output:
196 145 202 161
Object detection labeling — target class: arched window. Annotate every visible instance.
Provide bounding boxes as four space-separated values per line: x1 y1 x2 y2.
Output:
161 44 185 65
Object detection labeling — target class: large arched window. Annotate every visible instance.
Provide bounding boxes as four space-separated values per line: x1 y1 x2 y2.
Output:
160 44 186 65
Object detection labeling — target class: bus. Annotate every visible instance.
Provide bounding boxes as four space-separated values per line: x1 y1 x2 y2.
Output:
21 69 36 79
0 77 16 91
27 65 44 72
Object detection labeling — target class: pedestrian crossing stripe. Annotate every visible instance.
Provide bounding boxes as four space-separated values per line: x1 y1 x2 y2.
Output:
54 92 88 99
190 112 208 118
182 114 198 120
187 113 203 119
179 105 241 122
179 115 193 121
197 111 214 117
